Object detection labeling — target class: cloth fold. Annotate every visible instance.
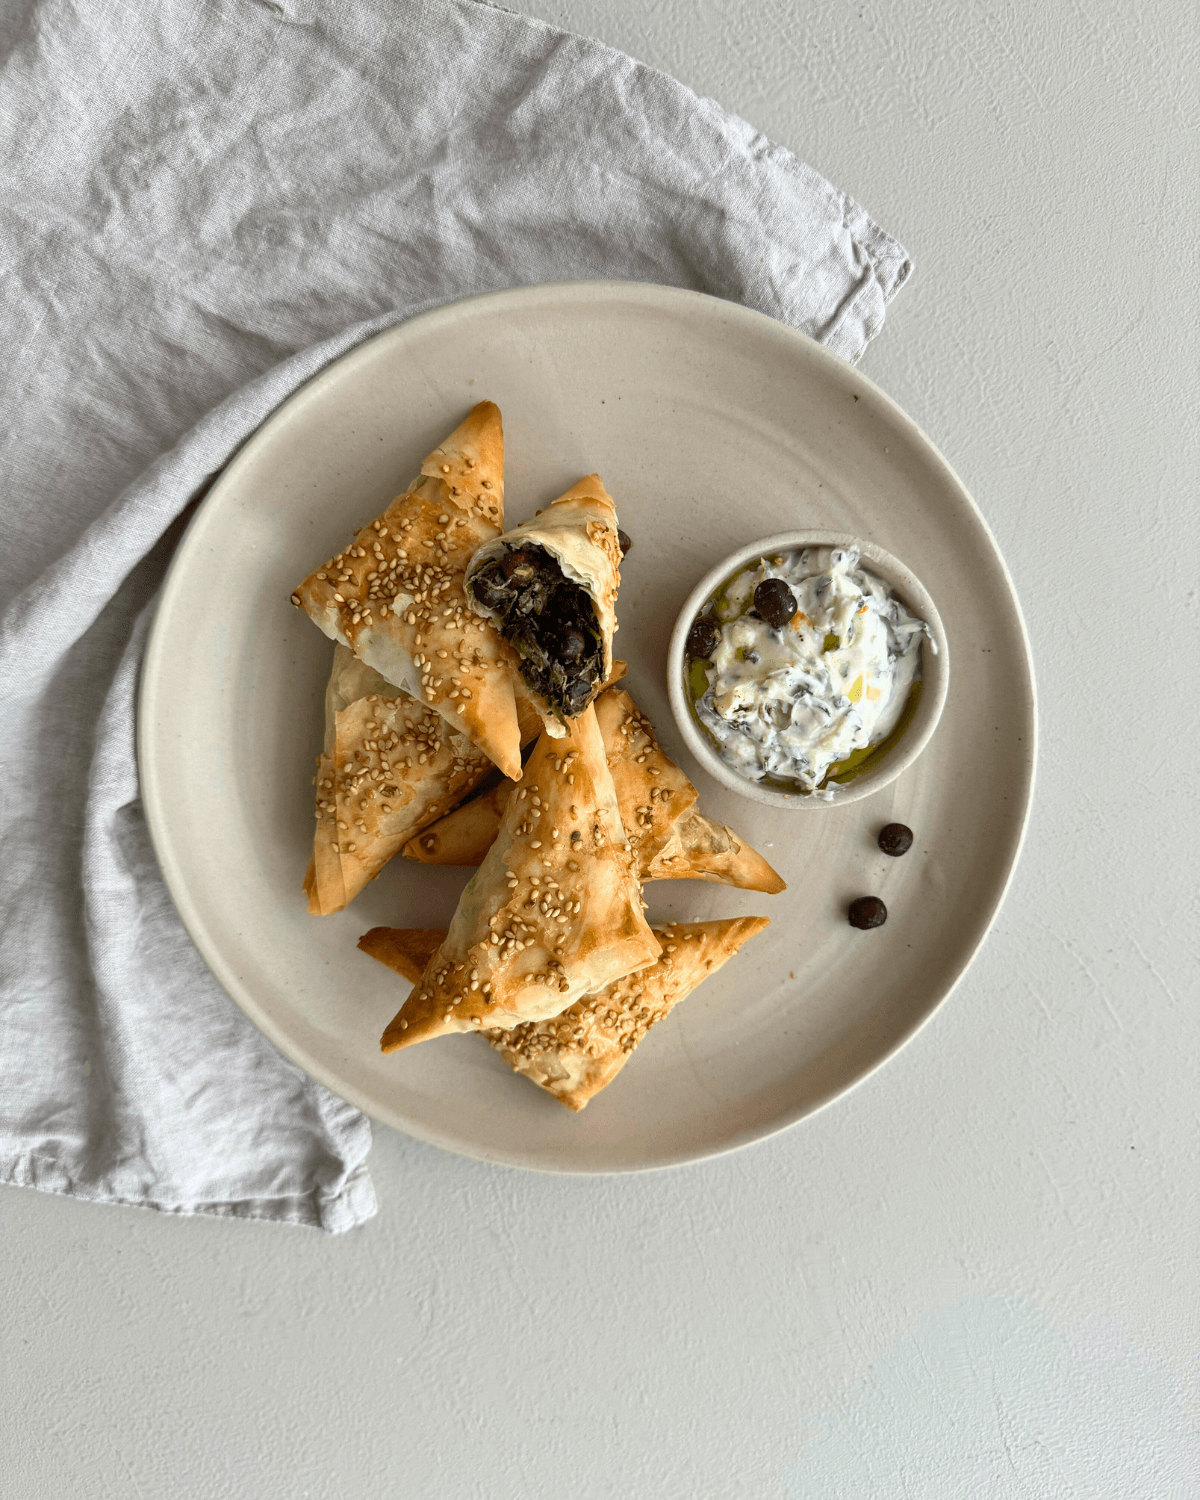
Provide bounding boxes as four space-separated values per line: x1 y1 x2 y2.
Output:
0 0 910 1231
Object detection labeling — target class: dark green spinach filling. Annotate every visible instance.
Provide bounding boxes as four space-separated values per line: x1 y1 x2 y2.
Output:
469 544 604 718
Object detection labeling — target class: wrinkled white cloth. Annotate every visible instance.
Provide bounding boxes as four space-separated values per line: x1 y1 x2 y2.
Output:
0 0 910 1232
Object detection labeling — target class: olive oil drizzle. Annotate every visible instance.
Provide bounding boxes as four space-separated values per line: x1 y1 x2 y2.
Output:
684 558 923 795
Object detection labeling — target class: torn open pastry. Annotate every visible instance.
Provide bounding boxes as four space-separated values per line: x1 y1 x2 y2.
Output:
362 917 770 1111
290 401 525 779
379 702 660 1052
402 687 785 894
464 474 621 737
304 645 496 915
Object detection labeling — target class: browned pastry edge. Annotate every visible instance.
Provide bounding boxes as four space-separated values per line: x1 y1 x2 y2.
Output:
291 402 524 778
379 702 660 1051
464 474 623 737
363 917 771 1111
403 685 786 895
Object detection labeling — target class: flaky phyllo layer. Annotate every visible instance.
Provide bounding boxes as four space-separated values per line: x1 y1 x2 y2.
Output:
304 646 494 915
304 641 550 914
465 474 622 736
482 916 769 1109
291 402 525 779
361 917 770 1111
401 687 786 895
379 702 660 1050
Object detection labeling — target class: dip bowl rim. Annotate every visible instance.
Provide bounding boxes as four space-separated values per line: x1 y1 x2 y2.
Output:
665 530 950 810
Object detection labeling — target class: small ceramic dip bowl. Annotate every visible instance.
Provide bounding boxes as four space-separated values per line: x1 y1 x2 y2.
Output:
666 531 949 809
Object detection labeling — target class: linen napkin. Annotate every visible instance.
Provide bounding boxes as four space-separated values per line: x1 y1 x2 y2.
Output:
0 0 910 1232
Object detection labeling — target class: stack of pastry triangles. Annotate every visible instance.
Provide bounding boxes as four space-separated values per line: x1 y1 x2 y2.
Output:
291 403 783 1110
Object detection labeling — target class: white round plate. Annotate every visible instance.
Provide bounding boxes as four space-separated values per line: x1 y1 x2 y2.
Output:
140 282 1036 1173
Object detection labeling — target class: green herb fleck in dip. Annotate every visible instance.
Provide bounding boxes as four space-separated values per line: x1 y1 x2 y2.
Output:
684 546 932 795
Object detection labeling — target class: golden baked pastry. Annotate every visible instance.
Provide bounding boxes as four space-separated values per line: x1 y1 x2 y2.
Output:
304 648 619 913
486 916 769 1109
290 402 525 779
363 917 770 1110
304 645 494 914
402 687 785 894
358 926 444 981
464 474 622 737
379 702 660 1051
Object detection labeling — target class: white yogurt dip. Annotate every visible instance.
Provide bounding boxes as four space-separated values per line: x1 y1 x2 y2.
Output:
689 546 932 793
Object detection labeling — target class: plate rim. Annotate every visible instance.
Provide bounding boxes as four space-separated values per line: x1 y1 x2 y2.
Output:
138 279 1038 1175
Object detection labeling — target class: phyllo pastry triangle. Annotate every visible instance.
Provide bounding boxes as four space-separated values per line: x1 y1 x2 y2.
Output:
486 916 769 1110
362 918 770 1112
290 401 524 779
304 645 495 915
399 781 513 870
379 703 660 1052
596 689 785 892
402 687 786 895
358 926 444 981
464 474 622 737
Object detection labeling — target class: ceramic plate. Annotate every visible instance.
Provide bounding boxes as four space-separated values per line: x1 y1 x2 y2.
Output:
140 282 1036 1172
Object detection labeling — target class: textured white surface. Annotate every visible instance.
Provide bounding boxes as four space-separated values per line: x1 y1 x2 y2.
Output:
3 1 1197 1494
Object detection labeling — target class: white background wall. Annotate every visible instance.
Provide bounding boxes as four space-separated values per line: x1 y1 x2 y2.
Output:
4 2 1197 1495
